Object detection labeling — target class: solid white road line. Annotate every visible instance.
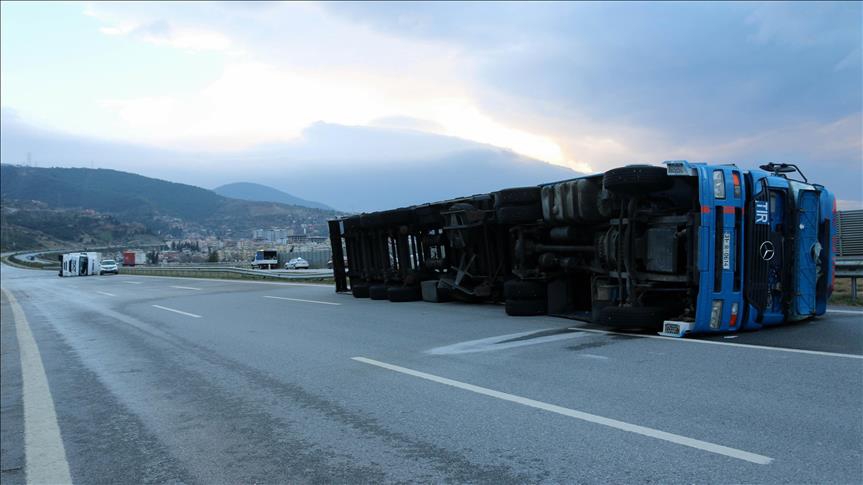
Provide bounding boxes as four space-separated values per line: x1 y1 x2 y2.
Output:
170 285 201 291
827 309 863 315
96 291 116 297
352 357 773 465
263 295 341 306
2 288 73 484
567 327 863 360
121 281 142 285
151 304 202 318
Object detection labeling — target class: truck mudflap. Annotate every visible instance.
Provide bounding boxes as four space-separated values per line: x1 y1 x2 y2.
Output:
745 178 771 320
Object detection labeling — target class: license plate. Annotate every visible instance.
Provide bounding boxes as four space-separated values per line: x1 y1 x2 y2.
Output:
722 231 731 270
664 323 680 335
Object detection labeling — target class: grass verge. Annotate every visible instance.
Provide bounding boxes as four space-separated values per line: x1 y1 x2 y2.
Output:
830 278 862 307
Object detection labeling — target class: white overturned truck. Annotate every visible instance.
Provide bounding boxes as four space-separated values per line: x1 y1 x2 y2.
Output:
58 252 102 277
327 162 835 336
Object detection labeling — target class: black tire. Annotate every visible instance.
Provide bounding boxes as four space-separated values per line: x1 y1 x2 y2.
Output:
388 285 421 302
494 187 541 208
592 305 666 329
505 298 547 316
496 204 542 224
504 280 547 300
603 165 672 195
576 179 603 221
351 284 370 298
369 284 389 300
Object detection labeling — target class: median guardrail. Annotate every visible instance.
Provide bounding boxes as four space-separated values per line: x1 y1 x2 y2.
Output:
120 265 333 281
836 257 862 303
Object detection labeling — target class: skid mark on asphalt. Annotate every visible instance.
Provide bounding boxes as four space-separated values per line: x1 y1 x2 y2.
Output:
496 327 574 343
426 328 590 355
566 335 634 352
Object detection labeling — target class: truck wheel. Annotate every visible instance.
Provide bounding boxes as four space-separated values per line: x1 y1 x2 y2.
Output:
388 286 421 302
504 280 547 300
494 187 541 208
351 284 370 298
593 305 666 329
369 284 389 300
603 165 672 195
505 298 547 316
496 204 542 225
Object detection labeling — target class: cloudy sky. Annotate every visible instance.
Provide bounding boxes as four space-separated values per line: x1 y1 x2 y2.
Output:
1 1 861 206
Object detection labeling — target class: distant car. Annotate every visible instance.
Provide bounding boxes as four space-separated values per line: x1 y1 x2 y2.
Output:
285 257 310 269
99 259 118 275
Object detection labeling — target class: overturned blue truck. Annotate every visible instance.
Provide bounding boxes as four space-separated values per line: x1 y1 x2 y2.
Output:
328 162 836 336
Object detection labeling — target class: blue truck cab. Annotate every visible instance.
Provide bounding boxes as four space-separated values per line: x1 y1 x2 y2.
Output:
662 161 835 336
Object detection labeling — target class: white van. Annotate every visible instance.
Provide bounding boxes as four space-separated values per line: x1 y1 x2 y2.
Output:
60 252 102 277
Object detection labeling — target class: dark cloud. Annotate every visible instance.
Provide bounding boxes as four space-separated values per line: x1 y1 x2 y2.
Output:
326 2 861 137
322 2 862 203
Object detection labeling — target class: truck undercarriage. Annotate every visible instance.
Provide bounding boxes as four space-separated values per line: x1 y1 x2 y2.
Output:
329 165 703 329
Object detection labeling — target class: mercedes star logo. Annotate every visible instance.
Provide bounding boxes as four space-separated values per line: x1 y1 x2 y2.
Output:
759 241 775 261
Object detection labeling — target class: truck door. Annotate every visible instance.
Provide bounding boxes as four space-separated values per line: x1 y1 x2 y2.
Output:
794 190 820 316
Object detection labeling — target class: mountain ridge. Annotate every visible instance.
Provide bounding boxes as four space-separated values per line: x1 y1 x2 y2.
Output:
214 182 334 211
0 164 340 250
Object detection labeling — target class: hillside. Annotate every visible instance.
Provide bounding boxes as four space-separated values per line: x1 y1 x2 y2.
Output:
0 165 341 250
214 182 333 210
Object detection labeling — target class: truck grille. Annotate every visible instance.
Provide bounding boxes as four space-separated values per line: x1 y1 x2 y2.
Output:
745 179 770 318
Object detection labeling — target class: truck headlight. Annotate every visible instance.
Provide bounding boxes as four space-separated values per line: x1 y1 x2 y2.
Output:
710 300 723 329
713 170 726 200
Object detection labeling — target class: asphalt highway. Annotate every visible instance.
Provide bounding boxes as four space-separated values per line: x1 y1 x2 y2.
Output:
1 264 861 483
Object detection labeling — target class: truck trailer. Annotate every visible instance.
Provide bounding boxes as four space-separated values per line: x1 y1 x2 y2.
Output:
328 162 836 336
122 250 146 267
252 249 279 270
